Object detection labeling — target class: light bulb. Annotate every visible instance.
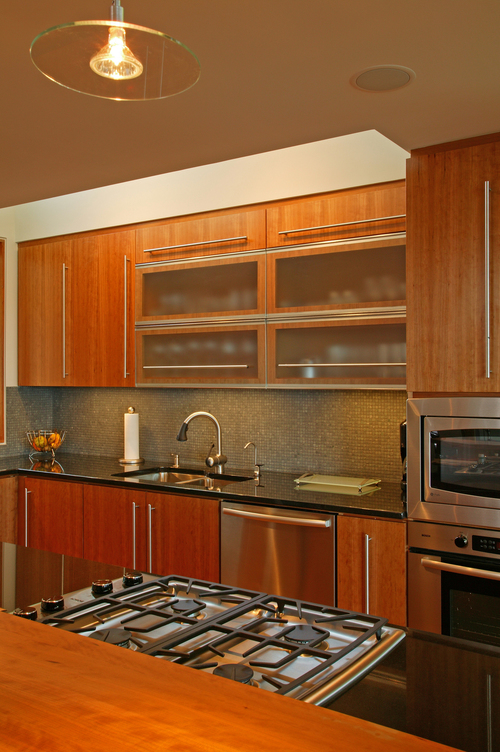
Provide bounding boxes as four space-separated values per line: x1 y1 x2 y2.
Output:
90 26 143 80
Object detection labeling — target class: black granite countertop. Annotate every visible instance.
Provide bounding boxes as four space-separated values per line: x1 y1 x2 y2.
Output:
0 453 406 519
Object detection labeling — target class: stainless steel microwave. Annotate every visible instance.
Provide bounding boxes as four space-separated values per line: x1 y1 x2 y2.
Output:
407 397 500 528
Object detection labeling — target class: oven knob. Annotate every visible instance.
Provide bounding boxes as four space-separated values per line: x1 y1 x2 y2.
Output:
41 596 65 613
13 607 38 620
92 579 113 596
122 572 143 588
454 534 468 548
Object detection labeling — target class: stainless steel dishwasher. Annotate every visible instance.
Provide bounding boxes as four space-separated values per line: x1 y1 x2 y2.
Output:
221 502 335 606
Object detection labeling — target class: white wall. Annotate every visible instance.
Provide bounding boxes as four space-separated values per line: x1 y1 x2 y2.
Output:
1 130 409 387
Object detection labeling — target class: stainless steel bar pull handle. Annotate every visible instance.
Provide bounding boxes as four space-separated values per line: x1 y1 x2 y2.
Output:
485 181 491 378
278 214 406 236
487 673 493 752
62 264 68 378
222 507 331 527
24 489 31 547
148 503 155 572
144 364 249 370
421 557 500 581
124 256 130 379
144 235 248 254
132 502 139 569
364 534 371 614
278 362 406 368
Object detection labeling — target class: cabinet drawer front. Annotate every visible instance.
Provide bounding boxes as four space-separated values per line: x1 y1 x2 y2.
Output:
136 209 266 263
268 318 406 386
267 182 406 248
136 324 266 385
136 253 266 323
267 236 406 314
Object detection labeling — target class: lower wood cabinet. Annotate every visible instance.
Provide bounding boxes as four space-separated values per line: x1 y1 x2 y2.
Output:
336 515 407 626
0 475 18 544
83 484 220 581
18 477 84 558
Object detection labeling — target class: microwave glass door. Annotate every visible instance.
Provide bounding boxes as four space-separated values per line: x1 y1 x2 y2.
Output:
425 417 500 501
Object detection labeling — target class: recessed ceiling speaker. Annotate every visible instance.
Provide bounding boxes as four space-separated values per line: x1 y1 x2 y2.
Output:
351 65 416 92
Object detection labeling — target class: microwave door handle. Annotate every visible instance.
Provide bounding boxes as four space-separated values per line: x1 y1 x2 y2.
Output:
421 557 500 581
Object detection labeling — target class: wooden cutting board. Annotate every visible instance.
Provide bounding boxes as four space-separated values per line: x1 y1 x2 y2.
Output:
0 612 459 752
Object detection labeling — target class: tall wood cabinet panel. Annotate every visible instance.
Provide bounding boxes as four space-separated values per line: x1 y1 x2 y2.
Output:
336 515 407 626
406 134 500 393
266 181 406 248
18 229 135 387
135 208 266 263
17 477 83 558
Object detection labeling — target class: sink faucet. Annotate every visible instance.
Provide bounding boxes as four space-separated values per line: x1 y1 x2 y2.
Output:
176 411 227 472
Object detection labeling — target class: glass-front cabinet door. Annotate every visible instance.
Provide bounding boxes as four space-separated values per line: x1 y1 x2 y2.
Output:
267 235 406 314
267 319 406 386
136 253 265 324
136 324 266 386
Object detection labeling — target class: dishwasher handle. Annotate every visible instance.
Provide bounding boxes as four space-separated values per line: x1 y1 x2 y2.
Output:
221 506 331 527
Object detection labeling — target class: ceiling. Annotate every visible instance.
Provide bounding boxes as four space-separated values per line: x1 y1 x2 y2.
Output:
1 0 499 209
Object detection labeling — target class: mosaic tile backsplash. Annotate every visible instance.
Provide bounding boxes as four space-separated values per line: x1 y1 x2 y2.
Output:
3 387 406 483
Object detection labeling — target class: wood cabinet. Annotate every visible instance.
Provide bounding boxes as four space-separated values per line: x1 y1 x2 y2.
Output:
136 323 266 386
136 252 266 324
336 515 407 626
18 478 220 581
266 181 406 248
82 484 220 581
135 208 266 264
406 133 500 393
0 475 18 544
406 631 500 752
18 229 135 387
17 477 84 558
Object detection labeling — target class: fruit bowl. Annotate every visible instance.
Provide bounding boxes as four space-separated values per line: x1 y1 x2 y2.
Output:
26 430 66 459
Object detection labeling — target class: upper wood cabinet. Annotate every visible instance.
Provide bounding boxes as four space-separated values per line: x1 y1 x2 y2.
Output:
267 235 406 315
406 133 500 393
336 514 407 626
18 230 135 387
266 181 406 248
135 208 266 264
136 252 266 324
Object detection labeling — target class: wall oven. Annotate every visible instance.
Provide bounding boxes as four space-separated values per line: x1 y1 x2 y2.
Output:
407 397 500 643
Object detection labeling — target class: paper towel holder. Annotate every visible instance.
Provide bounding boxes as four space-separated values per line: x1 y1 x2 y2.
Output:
119 406 145 465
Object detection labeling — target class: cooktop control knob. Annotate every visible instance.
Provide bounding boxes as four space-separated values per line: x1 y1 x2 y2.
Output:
13 607 38 620
92 579 113 596
122 572 143 588
454 534 468 549
40 596 65 613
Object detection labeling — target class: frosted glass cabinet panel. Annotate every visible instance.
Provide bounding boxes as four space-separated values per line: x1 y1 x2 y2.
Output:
136 254 265 323
268 319 406 386
136 325 265 385
268 236 405 313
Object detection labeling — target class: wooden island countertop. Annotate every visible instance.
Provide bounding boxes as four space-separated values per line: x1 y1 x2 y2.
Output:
0 612 459 752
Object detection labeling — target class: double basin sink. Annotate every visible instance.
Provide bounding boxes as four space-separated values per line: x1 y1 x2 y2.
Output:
113 466 252 490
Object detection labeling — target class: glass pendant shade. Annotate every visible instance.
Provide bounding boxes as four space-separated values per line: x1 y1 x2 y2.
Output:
30 19 200 101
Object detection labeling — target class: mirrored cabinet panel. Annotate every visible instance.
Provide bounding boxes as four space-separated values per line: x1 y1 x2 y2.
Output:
268 236 405 313
136 254 265 323
136 325 266 385
268 319 406 386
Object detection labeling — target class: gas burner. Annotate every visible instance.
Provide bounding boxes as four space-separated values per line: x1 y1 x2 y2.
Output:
282 625 329 646
170 599 205 615
90 628 134 649
213 664 254 684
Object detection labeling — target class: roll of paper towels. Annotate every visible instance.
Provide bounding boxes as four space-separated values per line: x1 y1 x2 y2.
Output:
120 407 143 464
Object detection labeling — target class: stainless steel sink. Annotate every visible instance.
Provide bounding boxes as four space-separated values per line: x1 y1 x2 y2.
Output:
113 467 252 489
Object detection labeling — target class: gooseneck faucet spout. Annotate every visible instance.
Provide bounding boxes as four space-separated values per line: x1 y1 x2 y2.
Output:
176 411 227 471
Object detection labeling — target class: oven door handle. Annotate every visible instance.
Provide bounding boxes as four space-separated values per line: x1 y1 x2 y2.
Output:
421 556 500 581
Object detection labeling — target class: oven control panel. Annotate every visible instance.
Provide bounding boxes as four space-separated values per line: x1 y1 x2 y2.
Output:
472 535 500 554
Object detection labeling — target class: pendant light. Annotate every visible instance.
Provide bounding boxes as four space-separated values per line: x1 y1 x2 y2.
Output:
30 0 200 101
